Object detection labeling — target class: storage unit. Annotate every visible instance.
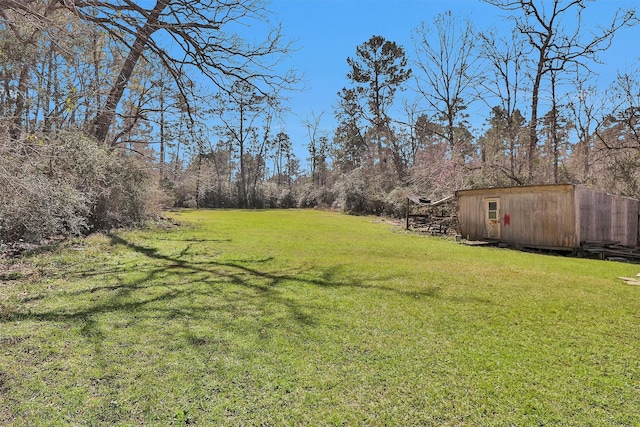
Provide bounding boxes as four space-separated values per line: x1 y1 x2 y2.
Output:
455 184 640 250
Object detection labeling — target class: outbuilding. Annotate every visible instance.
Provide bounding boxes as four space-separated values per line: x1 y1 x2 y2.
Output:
455 184 640 250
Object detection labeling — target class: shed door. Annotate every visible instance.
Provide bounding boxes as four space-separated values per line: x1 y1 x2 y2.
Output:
484 198 501 240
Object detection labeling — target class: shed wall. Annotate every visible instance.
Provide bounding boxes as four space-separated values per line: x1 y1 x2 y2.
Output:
456 185 577 248
576 186 639 247
456 193 487 241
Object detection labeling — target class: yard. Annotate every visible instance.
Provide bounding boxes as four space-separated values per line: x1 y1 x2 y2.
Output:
1 209 639 425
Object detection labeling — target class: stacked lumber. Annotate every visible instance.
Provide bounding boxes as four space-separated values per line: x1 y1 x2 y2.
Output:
581 241 640 262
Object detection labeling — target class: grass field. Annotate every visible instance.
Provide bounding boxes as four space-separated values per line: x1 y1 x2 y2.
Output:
1 209 639 426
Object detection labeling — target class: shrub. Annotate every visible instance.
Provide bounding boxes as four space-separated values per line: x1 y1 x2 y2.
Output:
277 188 296 208
297 183 337 208
0 134 89 242
384 187 409 218
337 168 386 215
89 154 152 230
0 174 89 242
256 181 279 208
0 131 155 243
337 168 365 214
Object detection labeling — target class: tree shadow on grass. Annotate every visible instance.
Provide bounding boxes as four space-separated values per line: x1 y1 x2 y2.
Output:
0 230 496 425
152 237 232 243
1 231 485 329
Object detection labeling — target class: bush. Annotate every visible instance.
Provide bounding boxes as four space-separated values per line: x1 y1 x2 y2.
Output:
255 182 278 208
89 154 152 230
383 187 409 218
277 188 296 208
0 174 89 242
337 168 385 215
337 169 366 214
0 131 155 243
297 183 336 208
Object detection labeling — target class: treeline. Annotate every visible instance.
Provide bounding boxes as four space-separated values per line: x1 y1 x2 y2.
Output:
1 0 640 245
179 1 640 215
0 0 295 244
324 4 640 214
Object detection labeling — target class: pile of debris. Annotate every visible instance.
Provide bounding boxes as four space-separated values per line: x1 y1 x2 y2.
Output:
405 195 457 235
1 240 41 259
581 241 640 262
0 236 66 259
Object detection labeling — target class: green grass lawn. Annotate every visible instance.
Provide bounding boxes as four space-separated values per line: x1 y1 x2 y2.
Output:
1 209 639 426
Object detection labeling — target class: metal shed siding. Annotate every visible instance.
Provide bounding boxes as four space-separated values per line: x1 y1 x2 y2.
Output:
613 198 639 247
501 187 577 248
575 186 639 247
576 187 610 243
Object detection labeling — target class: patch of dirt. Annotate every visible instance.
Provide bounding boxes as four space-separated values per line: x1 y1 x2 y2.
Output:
0 235 67 259
0 261 37 283
0 370 7 391
372 217 403 227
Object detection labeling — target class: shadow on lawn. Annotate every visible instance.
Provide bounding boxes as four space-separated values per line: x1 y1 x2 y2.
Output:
106 233 442 297
1 232 447 328
0 229 493 425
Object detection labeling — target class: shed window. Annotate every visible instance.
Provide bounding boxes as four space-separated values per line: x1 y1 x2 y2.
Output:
487 201 498 220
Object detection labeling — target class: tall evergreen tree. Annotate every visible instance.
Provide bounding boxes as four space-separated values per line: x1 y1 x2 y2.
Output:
344 35 411 170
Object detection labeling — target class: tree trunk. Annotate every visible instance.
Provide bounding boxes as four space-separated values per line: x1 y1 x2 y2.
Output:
91 0 168 145
528 61 543 183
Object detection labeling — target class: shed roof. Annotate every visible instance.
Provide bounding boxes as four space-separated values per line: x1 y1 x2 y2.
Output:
456 183 574 197
456 184 639 202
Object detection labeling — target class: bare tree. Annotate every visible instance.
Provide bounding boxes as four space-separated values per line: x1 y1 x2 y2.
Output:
0 0 62 139
601 71 640 151
412 11 481 164
212 79 275 207
539 70 571 184
304 111 329 186
484 0 636 182
1 0 298 145
478 28 528 184
566 75 601 184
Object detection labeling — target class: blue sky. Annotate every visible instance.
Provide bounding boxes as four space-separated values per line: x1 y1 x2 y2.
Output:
265 0 639 165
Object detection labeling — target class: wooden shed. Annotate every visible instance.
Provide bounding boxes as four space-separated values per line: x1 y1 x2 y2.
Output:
455 184 640 250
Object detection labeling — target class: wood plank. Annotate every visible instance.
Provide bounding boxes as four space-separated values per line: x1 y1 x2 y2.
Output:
618 277 640 286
